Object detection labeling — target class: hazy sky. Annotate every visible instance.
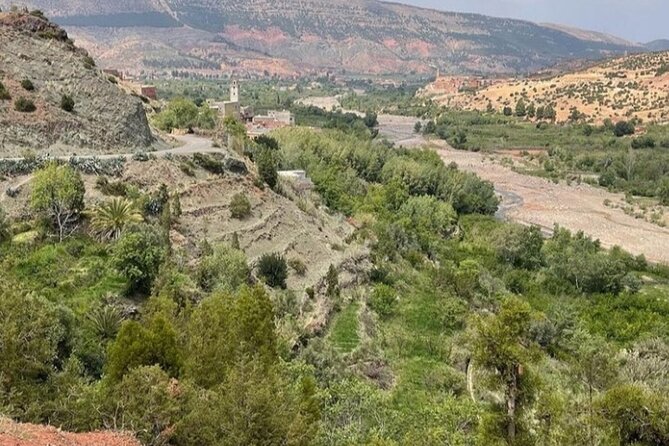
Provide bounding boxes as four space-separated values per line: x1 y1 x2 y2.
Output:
399 0 667 42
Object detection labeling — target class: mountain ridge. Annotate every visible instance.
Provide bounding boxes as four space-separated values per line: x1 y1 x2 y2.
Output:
0 0 647 76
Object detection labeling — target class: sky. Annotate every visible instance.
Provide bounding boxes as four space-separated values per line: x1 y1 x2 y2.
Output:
399 0 667 43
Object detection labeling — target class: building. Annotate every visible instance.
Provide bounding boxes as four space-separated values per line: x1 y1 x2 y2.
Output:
209 80 241 119
140 85 157 100
252 110 295 127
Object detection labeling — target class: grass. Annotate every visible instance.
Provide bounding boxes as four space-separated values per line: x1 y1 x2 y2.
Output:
329 300 360 353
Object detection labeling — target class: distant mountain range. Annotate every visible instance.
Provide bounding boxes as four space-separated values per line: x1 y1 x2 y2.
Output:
0 0 656 77
645 39 669 52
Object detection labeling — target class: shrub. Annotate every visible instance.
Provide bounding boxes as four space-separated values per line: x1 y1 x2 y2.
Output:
82 55 96 69
197 245 249 292
0 81 10 100
60 94 75 112
193 153 224 175
229 193 251 219
368 284 397 319
287 258 307 276
613 120 635 137
257 253 288 289
630 136 655 149
14 97 36 113
20 79 35 91
95 176 128 196
112 224 166 294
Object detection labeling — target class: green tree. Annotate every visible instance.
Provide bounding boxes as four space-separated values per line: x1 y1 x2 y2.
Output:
257 148 278 189
543 105 556 121
497 225 544 270
0 288 64 400
185 286 277 388
153 98 199 132
515 99 527 117
527 103 536 118
196 244 249 292
31 162 85 241
105 313 182 382
90 197 143 241
473 297 541 444
112 224 166 294
414 121 422 133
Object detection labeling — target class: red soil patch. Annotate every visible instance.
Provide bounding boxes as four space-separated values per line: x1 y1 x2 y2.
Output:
0 419 140 446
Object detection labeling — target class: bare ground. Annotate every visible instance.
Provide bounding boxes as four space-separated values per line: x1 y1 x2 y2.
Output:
371 112 669 264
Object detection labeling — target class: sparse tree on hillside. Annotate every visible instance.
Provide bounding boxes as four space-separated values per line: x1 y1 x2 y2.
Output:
257 148 278 189
503 106 513 116
515 99 527 117
527 102 536 118
414 121 422 133
31 163 85 242
473 297 541 444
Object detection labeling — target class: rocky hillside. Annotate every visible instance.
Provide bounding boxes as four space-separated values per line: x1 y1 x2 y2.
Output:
421 51 669 124
0 1 643 77
0 11 155 156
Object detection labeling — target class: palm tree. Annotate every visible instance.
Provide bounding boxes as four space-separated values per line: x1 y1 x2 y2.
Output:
90 197 143 240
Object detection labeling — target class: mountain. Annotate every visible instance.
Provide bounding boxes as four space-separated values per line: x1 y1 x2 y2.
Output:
646 39 669 51
0 1 643 77
420 51 669 124
0 11 156 155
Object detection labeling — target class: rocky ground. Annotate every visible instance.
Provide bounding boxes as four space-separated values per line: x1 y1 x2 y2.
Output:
0 418 139 446
0 12 157 156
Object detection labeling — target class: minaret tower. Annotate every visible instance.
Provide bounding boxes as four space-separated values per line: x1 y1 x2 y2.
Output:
230 79 239 103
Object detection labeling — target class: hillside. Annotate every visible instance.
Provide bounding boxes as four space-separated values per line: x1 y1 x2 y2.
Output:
0 1 643 77
0 11 156 156
421 51 669 123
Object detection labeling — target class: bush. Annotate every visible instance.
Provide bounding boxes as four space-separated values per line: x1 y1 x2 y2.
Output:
20 79 35 91
287 258 307 276
112 224 166 294
368 284 397 319
0 81 10 100
230 193 251 219
197 245 249 292
613 120 635 137
82 55 96 69
630 136 655 149
257 253 288 289
193 153 224 175
60 94 75 112
14 97 36 113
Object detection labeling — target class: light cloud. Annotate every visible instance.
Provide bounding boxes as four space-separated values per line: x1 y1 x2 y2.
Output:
399 0 667 42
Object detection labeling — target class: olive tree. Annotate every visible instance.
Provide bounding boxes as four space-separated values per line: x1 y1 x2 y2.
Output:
31 163 85 242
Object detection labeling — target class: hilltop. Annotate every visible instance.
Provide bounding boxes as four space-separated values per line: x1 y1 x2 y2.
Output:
0 11 156 156
421 51 669 124
0 0 643 77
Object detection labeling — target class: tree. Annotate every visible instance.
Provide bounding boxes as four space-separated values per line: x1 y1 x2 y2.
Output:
515 99 527 117
112 224 166 294
60 94 75 112
326 264 339 297
185 286 277 388
153 98 199 132
527 103 536 118
497 225 544 270
257 253 288 289
473 297 541 444
256 148 278 189
0 205 10 243
503 106 513 116
105 314 182 382
90 197 143 240
543 105 557 121
255 135 280 151
414 121 422 133
196 244 249 292
20 79 35 91
0 287 64 396
31 163 85 241
422 120 436 134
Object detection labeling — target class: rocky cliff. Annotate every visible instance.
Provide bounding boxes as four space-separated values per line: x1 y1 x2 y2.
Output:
0 11 155 156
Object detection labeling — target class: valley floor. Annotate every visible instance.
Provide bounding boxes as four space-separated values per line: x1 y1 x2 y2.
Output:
375 114 669 264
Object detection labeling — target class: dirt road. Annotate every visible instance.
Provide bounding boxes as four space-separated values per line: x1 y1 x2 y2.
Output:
373 113 669 263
